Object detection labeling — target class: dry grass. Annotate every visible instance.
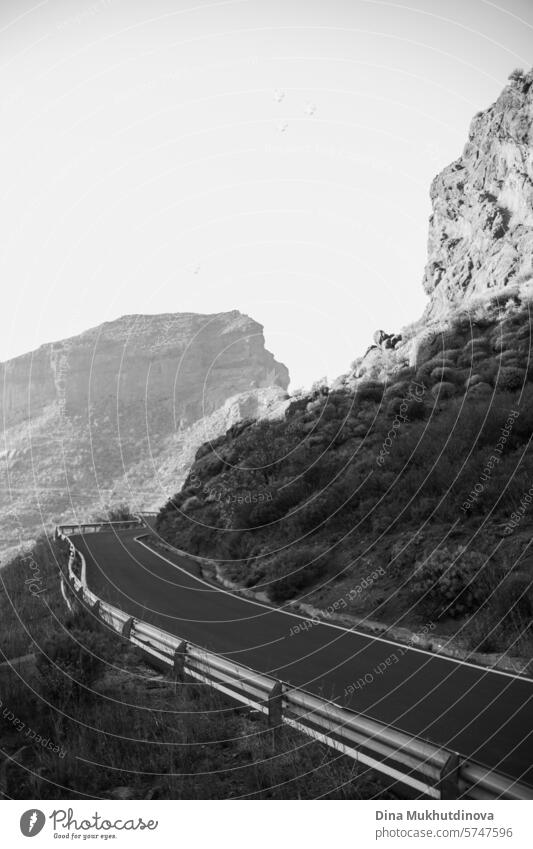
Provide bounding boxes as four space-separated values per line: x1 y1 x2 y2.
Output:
0 537 401 800
0 535 70 662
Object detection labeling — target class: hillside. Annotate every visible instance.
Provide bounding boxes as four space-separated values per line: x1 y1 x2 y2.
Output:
0 311 289 556
157 69 533 659
0 536 391 800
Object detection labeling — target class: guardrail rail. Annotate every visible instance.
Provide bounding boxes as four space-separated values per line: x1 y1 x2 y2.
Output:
56 521 533 802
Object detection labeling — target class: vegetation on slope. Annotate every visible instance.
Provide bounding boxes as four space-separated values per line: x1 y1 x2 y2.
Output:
157 299 533 657
0 536 392 799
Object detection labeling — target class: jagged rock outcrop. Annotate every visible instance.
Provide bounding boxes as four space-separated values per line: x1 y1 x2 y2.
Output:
423 67 533 318
339 68 533 388
0 311 289 554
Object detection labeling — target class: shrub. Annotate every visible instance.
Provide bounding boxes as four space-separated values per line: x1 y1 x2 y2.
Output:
392 367 417 382
294 493 335 534
491 333 517 353
409 548 490 618
93 503 134 522
462 335 490 351
386 396 426 420
516 322 532 341
466 610 506 654
465 374 485 389
509 68 525 83
431 381 457 400
496 367 526 391
492 572 533 624
269 544 339 602
383 381 410 400
497 350 521 364
355 381 384 402
457 350 490 369
465 381 492 398
197 454 225 476
469 571 533 654
320 402 340 421
36 628 109 703
430 366 460 384
388 532 426 579
416 358 456 384
310 377 329 395
476 360 498 383
182 495 202 512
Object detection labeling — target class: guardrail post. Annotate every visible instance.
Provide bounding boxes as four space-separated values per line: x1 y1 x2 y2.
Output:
122 617 134 639
439 752 461 799
268 681 283 748
172 641 187 682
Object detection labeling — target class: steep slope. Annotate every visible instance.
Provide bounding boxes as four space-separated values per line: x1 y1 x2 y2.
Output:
157 70 533 658
0 311 289 554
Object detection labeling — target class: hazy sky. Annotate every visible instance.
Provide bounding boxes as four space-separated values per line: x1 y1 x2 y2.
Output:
1 0 532 388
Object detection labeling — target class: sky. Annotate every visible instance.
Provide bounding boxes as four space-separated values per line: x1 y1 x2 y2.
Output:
1 0 532 389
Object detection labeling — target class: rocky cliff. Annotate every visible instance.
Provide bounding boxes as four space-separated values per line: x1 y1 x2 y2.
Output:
423 67 533 319
340 67 533 386
156 70 533 660
0 311 289 555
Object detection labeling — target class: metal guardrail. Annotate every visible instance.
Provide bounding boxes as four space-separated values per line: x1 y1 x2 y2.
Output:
55 523 533 801
59 519 144 535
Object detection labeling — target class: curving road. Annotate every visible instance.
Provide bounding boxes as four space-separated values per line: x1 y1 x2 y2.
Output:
72 528 533 787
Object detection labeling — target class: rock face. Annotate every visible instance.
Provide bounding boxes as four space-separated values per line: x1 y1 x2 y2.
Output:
340 68 533 387
0 311 289 554
1 311 288 427
423 68 533 319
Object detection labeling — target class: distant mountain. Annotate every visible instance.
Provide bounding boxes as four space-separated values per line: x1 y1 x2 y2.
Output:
0 310 289 555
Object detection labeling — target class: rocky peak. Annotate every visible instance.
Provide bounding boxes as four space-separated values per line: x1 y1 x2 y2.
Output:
0 311 289 553
1 310 289 428
423 67 533 319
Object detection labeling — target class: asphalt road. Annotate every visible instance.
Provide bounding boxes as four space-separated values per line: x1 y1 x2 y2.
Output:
72 529 533 786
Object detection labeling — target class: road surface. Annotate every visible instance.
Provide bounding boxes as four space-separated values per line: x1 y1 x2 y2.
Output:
72 528 533 787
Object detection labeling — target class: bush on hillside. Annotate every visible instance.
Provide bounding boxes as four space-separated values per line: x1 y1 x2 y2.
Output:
355 381 385 402
496 367 526 391
492 572 533 625
268 544 341 602
509 67 526 83
93 503 135 522
431 381 457 400
36 628 110 703
430 366 461 384
409 547 491 619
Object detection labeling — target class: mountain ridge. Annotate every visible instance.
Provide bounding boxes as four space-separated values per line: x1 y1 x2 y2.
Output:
0 309 289 556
